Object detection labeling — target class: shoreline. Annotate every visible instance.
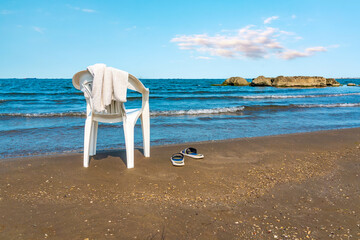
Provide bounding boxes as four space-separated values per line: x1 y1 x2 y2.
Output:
0 127 359 239
2 126 360 161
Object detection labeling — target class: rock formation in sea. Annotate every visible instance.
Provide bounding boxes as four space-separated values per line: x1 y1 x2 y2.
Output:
218 76 340 87
271 76 328 87
250 76 272 86
347 83 356 86
326 78 341 87
221 77 250 86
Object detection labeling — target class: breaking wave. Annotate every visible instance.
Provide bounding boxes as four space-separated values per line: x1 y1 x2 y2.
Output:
244 103 360 111
243 93 360 99
0 107 246 117
1 103 359 118
0 112 86 117
150 106 245 116
298 103 360 108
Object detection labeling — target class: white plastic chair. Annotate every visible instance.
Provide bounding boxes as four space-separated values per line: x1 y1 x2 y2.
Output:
72 70 150 168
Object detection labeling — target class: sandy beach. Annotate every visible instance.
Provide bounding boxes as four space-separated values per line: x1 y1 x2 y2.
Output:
0 128 359 239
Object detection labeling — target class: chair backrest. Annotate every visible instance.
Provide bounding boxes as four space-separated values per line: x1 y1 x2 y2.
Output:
72 70 148 94
72 70 148 115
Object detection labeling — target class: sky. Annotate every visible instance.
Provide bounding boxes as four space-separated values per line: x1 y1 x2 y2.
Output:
0 0 359 78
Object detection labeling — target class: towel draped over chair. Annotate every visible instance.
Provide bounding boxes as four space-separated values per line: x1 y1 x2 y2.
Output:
87 63 129 113
72 65 150 169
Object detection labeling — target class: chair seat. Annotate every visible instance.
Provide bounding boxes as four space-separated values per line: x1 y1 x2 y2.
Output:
93 108 141 123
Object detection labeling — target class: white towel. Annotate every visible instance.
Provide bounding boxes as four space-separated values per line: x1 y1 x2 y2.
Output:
103 66 113 108
87 64 129 112
87 63 106 112
108 67 128 102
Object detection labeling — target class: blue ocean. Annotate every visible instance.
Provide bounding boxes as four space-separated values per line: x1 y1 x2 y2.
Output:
1 78 360 159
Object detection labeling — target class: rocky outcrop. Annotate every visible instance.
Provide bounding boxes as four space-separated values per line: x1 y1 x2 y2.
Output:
222 77 249 86
326 78 341 87
271 76 328 87
250 76 272 86
216 76 340 87
347 83 356 86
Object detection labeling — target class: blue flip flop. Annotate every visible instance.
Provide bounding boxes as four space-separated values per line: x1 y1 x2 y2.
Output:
170 153 185 166
181 147 204 159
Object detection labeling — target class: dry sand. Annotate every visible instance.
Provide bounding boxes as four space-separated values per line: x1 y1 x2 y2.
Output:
0 128 359 239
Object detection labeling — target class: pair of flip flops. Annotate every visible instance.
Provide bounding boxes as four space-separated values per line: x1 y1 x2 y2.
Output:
170 147 204 166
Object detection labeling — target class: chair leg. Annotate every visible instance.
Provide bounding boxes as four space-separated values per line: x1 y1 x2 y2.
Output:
89 121 94 156
83 118 93 168
141 112 150 157
123 121 135 169
93 121 98 155
90 121 98 156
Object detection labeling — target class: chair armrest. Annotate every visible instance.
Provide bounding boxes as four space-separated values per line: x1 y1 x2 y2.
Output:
128 74 148 94
128 74 150 114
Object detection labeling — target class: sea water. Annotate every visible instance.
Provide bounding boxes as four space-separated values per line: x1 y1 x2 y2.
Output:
1 78 360 159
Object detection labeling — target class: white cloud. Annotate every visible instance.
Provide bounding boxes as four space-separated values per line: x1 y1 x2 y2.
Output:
279 46 327 60
291 14 297 19
195 56 212 60
171 24 332 60
32 26 44 33
66 4 96 13
171 25 284 59
279 30 295 36
264 16 279 24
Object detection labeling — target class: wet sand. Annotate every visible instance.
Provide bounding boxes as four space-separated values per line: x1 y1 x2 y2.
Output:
0 128 359 239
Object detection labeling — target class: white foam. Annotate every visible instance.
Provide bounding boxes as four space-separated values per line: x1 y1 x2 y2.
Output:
243 93 360 99
0 112 85 117
298 103 360 108
3 102 358 118
150 106 245 116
